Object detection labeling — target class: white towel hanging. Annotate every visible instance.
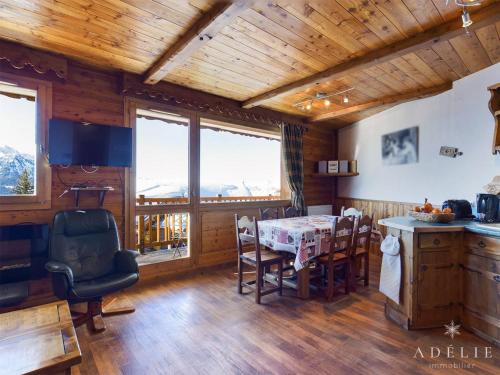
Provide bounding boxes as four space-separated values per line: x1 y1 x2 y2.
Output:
379 234 401 304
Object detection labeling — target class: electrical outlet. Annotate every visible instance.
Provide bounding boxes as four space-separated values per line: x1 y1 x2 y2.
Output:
440 146 462 158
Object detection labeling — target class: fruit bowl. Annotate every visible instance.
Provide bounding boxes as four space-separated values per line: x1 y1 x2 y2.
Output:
408 211 455 223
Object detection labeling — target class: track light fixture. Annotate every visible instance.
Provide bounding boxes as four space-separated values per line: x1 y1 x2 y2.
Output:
294 87 354 111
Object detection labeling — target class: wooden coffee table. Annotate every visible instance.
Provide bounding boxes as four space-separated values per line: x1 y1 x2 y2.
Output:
0 301 82 375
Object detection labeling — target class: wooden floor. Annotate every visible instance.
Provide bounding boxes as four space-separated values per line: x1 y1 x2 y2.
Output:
73 266 498 375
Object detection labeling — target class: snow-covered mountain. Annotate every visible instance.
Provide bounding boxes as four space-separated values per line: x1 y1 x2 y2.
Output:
137 179 279 198
0 145 34 194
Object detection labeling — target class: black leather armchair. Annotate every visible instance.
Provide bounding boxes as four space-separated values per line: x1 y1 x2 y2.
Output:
46 209 139 331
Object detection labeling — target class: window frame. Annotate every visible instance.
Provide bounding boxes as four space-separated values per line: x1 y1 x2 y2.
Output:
199 114 290 206
0 72 52 211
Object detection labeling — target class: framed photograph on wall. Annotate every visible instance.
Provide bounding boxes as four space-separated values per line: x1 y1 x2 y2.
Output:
381 126 418 165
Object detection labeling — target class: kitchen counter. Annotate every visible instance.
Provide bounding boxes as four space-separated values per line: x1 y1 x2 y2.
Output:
378 216 500 238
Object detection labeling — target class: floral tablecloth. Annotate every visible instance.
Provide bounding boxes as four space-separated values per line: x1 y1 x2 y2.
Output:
258 215 338 271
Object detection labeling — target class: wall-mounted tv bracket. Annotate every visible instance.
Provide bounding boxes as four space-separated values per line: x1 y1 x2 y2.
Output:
70 186 114 207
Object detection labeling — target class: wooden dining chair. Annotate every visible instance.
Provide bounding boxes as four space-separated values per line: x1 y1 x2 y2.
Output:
259 207 279 220
317 216 355 302
352 214 373 287
234 214 283 304
340 206 363 218
282 206 300 218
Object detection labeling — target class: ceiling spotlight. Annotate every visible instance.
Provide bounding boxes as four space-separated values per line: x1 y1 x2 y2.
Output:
343 95 349 104
461 9 473 28
454 0 481 6
324 99 331 107
306 102 312 111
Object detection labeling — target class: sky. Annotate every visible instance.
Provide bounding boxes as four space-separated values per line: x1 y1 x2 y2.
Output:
0 94 36 155
136 117 281 192
0 95 281 196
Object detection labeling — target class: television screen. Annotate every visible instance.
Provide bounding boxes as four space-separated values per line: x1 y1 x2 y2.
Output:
49 119 132 167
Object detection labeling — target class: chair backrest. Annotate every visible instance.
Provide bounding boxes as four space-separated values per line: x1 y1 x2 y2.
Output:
50 209 120 282
341 206 363 218
282 206 299 218
329 216 355 258
234 214 261 262
353 214 374 252
259 207 279 220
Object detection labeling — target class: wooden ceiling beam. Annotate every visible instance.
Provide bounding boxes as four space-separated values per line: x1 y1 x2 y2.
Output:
311 83 453 122
144 1 254 85
242 3 500 109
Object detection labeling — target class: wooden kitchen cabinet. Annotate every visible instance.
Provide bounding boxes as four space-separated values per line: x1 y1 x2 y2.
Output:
384 227 461 329
379 217 500 346
461 233 500 345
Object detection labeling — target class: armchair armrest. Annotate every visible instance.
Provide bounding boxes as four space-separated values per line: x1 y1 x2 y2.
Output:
45 261 74 287
114 250 139 274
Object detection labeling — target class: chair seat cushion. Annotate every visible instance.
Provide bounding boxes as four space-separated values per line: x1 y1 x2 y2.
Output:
72 272 138 299
0 281 29 307
317 251 348 264
241 250 282 264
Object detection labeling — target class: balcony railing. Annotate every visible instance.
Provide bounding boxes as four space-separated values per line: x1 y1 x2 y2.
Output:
135 195 280 253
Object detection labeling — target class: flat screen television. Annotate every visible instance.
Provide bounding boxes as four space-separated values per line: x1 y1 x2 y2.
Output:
49 118 132 167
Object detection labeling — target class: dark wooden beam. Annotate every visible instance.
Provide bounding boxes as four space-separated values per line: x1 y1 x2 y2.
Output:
242 3 500 109
311 83 453 122
309 82 453 122
144 1 253 84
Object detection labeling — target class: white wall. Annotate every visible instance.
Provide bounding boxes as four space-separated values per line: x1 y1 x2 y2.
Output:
338 63 500 205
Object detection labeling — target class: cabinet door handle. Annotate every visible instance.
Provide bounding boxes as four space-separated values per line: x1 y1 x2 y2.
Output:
478 240 486 248
494 275 500 282
435 263 454 270
433 238 441 246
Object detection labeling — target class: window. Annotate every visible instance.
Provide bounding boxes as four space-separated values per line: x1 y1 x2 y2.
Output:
200 118 281 202
0 74 51 210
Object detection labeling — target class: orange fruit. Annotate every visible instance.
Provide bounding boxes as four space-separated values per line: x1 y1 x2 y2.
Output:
414 206 421 212
432 208 441 214
423 198 433 213
443 207 452 214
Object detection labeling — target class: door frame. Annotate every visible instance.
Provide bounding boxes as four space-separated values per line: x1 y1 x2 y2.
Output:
124 97 200 269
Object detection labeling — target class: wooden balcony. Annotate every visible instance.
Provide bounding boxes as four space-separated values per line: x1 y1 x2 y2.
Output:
135 195 280 256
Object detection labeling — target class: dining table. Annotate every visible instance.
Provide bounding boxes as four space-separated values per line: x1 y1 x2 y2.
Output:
258 214 339 299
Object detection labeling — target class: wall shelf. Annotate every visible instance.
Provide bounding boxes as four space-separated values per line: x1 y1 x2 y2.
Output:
488 83 500 155
312 172 359 177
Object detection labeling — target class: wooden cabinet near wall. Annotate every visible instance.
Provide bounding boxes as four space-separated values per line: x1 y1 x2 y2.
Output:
416 232 461 328
488 83 500 154
461 233 500 346
384 226 461 330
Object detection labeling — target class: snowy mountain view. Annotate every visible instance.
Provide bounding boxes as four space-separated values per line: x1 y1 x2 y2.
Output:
0 145 35 195
137 178 280 198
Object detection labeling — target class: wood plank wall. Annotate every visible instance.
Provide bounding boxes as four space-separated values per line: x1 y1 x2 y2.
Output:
0 48 338 301
334 197 419 284
0 61 126 311
304 126 337 206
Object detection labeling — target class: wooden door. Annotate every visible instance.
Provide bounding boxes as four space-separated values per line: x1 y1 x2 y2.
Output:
415 232 460 328
462 251 500 344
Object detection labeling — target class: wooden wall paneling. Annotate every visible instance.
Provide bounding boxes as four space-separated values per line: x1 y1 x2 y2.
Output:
303 126 337 206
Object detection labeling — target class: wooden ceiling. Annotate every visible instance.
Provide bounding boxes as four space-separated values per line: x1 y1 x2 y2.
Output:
0 0 499 127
